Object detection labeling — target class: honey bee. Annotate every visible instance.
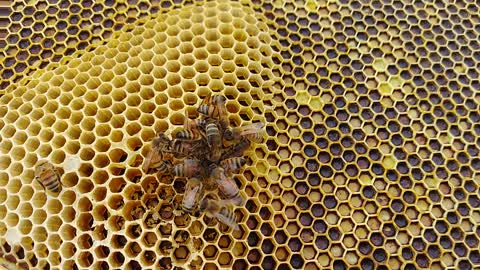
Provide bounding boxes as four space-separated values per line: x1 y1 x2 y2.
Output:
211 95 228 127
34 160 62 193
223 122 264 143
199 194 240 231
143 132 172 173
173 159 202 178
171 139 194 158
211 167 244 206
191 140 210 160
221 157 247 174
197 104 220 118
206 122 222 161
220 138 251 160
182 178 203 213
198 94 228 127
152 132 173 152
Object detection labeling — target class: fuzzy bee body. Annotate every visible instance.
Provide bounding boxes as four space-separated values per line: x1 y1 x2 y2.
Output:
171 139 194 158
182 178 203 213
175 129 204 141
143 132 173 173
155 160 173 176
212 167 244 206
221 157 247 174
199 194 239 231
173 159 202 178
34 160 62 193
151 132 172 152
197 104 220 118
210 95 228 128
206 122 222 161
217 207 239 230
198 94 228 128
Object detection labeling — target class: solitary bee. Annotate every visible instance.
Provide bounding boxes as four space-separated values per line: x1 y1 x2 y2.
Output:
221 138 251 160
223 122 264 144
173 159 202 178
211 167 244 206
206 122 222 161
182 178 203 213
199 193 240 231
143 132 172 173
221 157 247 174
34 160 62 194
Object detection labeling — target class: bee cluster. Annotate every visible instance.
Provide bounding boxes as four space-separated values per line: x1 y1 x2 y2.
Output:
32 93 263 232
142 94 264 231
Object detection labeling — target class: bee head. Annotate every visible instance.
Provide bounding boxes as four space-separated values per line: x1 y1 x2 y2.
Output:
199 197 208 212
223 129 234 141
152 133 170 147
34 160 50 173
240 157 247 166
212 95 226 104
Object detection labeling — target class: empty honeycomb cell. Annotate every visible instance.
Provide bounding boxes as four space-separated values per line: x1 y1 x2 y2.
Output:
76 212 93 232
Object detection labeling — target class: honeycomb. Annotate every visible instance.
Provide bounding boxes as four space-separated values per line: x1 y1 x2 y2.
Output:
0 0 480 269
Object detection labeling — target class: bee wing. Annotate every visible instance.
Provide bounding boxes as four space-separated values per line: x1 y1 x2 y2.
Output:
237 122 264 135
183 159 201 168
224 196 245 207
142 146 161 172
183 182 201 207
